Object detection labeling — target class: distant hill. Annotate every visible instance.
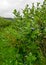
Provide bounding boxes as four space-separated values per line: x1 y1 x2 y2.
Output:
4 18 13 20
0 16 13 20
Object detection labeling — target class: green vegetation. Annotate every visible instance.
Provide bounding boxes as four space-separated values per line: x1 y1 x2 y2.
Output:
0 0 46 65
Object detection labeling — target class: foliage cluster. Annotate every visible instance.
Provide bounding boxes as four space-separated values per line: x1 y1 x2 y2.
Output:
0 0 46 65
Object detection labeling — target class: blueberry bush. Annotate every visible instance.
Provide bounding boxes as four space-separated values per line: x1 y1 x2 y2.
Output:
0 0 46 65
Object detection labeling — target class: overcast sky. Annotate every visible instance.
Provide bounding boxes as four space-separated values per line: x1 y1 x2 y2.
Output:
0 0 44 18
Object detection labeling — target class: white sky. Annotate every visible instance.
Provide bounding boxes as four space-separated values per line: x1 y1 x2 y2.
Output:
0 0 44 18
